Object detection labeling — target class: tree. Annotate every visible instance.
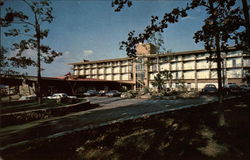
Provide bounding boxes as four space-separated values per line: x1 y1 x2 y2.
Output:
111 0 133 12
64 72 79 96
193 0 246 103
112 0 248 103
147 33 167 74
0 46 19 76
151 70 172 92
1 0 62 104
151 72 165 91
113 0 193 57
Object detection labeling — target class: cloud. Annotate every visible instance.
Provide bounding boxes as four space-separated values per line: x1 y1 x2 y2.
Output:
8 49 37 60
181 16 195 20
195 8 201 13
55 51 80 63
83 50 94 56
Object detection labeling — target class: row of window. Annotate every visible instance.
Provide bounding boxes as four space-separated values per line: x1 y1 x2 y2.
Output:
149 69 243 80
148 51 242 62
76 73 133 81
76 66 133 75
148 82 218 90
149 58 248 71
74 60 132 69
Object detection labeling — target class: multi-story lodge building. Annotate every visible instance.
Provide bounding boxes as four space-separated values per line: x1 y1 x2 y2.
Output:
69 44 250 91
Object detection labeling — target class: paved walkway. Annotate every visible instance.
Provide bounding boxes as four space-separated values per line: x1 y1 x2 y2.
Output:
0 96 217 150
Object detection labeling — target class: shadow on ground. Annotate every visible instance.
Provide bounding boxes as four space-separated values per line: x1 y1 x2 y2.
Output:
1 96 250 160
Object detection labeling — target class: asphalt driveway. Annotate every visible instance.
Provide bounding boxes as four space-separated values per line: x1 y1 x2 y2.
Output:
0 96 217 151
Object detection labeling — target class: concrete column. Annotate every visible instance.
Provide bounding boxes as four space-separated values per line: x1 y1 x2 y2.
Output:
194 55 198 90
119 61 122 81
241 53 244 79
144 57 149 88
104 64 107 80
181 56 184 79
225 57 228 84
209 61 212 79
111 62 114 81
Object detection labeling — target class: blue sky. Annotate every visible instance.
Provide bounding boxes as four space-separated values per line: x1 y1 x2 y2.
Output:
2 0 209 77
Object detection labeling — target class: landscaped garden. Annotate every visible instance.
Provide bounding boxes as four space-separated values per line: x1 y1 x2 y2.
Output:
1 99 83 114
0 98 90 127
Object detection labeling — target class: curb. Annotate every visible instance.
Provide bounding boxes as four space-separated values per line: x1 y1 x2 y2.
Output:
0 97 218 152
0 99 90 127
0 96 241 153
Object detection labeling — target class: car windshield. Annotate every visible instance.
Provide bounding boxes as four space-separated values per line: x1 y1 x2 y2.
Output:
231 84 238 87
205 85 216 88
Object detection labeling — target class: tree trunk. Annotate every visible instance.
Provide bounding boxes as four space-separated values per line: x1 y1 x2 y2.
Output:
209 0 223 104
215 34 223 104
242 0 250 49
35 17 42 104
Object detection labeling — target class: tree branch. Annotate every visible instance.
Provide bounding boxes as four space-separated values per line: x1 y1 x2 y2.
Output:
11 20 35 27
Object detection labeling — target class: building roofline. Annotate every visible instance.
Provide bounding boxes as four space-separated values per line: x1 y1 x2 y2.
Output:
68 57 134 65
0 75 120 83
68 47 237 65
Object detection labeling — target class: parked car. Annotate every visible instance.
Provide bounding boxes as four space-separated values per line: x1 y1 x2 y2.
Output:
120 92 134 98
97 90 107 96
223 84 242 95
83 90 98 96
201 84 218 94
240 84 250 92
19 95 37 100
47 93 76 99
105 90 121 97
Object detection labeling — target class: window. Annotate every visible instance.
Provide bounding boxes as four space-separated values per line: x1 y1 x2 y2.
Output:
136 73 145 80
232 59 236 67
152 64 157 71
136 63 144 71
136 64 141 70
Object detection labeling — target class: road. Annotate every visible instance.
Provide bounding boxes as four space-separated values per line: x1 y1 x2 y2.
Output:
0 96 217 150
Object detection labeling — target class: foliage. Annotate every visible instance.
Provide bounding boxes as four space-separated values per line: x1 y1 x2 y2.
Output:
1 0 62 67
147 32 167 54
243 70 250 84
113 0 194 57
1 0 62 103
176 82 188 92
151 70 172 91
111 0 132 12
193 0 247 57
142 87 150 94
112 0 248 58
0 46 20 76
112 0 249 103
192 0 246 103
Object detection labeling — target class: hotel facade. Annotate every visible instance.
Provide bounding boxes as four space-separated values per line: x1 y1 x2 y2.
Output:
69 44 250 91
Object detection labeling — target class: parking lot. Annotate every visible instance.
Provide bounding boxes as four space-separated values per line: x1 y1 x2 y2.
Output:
0 96 217 150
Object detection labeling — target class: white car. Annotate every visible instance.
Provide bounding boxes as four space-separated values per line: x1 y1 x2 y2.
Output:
47 93 76 99
83 90 98 96
19 95 37 100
